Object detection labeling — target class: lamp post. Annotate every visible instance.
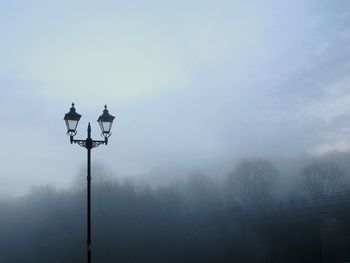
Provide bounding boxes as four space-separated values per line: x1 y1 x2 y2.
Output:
64 103 115 263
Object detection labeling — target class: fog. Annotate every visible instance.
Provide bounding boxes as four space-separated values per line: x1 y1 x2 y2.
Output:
1 152 350 262
1 0 350 261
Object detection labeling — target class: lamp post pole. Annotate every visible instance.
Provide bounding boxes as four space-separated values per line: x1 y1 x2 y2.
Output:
64 104 115 263
87 123 92 263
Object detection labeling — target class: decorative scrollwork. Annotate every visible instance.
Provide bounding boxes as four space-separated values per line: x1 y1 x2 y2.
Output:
72 139 105 149
92 141 104 148
74 140 87 148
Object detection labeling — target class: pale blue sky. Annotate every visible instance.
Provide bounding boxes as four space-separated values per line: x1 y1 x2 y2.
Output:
1 0 350 196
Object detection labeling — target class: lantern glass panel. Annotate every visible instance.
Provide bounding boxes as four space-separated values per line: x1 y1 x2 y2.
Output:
66 119 79 131
99 121 113 133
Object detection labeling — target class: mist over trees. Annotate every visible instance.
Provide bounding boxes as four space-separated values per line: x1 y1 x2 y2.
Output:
1 152 350 262
227 159 278 209
299 161 344 200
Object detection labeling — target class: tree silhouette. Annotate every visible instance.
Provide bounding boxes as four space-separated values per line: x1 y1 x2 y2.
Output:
227 159 278 209
300 161 344 200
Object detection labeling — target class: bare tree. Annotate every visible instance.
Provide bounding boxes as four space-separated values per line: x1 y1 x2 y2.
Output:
227 159 278 209
300 161 344 200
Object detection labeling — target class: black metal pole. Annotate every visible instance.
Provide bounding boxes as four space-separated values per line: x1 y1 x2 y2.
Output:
86 123 93 263
69 121 108 262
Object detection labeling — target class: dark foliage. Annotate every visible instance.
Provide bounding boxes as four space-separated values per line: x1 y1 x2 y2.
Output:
1 157 350 262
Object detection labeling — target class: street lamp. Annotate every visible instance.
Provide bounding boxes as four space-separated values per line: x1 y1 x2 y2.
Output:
64 103 115 263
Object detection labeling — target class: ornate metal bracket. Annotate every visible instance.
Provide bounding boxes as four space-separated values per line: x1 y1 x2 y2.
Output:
73 139 87 148
72 139 106 149
92 140 105 148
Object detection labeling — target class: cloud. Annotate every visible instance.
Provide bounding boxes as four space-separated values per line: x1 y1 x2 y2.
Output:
300 75 350 122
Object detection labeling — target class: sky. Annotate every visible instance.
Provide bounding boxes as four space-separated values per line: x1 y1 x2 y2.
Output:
1 0 350 196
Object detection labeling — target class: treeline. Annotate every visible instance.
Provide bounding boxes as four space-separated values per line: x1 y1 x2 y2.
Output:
1 152 350 262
